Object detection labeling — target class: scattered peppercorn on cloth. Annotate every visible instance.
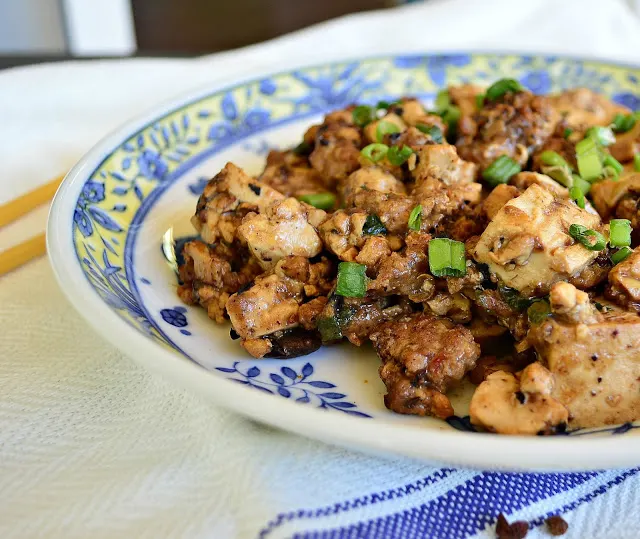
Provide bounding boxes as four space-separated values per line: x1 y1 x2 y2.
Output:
3 0 640 538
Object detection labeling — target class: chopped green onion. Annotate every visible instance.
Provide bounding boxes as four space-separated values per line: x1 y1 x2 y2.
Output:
594 301 610 313
572 175 592 195
586 126 616 147
416 124 444 143
612 113 636 133
387 145 414 166
317 315 343 342
376 100 399 110
435 89 451 111
568 224 607 251
564 128 574 139
428 238 467 277
336 262 367 297
293 141 312 156
476 94 485 109
577 151 602 181
635 153 640 171
527 300 551 324
499 285 533 311
482 155 522 186
408 205 422 231
610 218 632 247
567 223 586 237
543 165 573 187
485 78 524 102
603 166 619 181
569 186 585 209
441 106 461 134
376 121 401 142
431 89 461 137
540 150 570 169
584 230 607 251
603 154 624 176
576 136 603 182
317 294 356 342
575 136 598 155
611 246 633 265
361 143 389 163
298 192 336 210
363 214 387 235
540 150 573 186
352 105 375 127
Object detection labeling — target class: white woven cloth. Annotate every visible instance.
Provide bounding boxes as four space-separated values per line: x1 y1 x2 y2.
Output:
2 1 640 537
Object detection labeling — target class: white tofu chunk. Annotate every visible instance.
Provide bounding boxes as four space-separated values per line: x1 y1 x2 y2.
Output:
473 184 604 296
238 198 325 270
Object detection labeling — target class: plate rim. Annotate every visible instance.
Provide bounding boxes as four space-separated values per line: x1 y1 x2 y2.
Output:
47 50 640 471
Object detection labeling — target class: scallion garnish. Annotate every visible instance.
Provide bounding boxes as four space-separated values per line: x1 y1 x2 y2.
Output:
482 155 522 186
336 262 367 297
352 105 375 127
408 205 422 231
363 214 387 235
612 113 636 133
527 300 551 324
499 285 533 311
293 141 312 156
376 100 398 111
569 186 585 209
298 192 336 210
485 78 524 102
387 145 414 166
540 150 571 169
586 126 616 146
635 153 640 171
568 224 607 251
361 143 389 163
575 136 603 182
435 89 451 111
431 89 461 136
416 124 444 143
428 238 467 277
376 121 401 142
610 218 632 247
543 166 573 187
611 246 633 265
603 154 624 177
564 128 574 139
572 175 591 195
440 106 461 134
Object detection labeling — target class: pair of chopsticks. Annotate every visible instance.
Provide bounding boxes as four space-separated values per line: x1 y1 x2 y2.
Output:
0 176 64 277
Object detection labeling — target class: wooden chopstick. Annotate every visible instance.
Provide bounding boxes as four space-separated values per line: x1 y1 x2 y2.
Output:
0 233 46 276
0 174 65 276
0 175 64 228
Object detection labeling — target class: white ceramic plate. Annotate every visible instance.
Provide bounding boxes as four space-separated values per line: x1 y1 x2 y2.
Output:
48 52 640 471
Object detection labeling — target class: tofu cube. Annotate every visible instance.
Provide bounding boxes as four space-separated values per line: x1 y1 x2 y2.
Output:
473 184 603 296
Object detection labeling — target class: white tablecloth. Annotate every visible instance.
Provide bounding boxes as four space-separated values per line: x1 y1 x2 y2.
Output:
2 1 640 537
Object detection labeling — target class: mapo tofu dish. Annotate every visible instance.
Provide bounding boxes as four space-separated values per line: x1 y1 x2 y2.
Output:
177 78 640 435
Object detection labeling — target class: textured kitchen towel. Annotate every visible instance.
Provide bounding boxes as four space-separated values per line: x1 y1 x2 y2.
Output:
2 1 640 538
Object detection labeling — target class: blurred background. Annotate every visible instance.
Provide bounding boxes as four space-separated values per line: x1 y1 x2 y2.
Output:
3 0 640 69
0 0 421 64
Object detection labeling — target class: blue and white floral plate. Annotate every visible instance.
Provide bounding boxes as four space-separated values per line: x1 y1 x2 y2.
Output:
48 53 640 471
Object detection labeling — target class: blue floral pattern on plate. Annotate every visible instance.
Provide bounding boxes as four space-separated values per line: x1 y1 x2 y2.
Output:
216 362 371 417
